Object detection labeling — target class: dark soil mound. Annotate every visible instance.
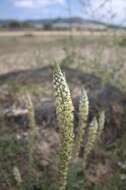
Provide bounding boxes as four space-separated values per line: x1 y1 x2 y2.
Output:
1 66 125 144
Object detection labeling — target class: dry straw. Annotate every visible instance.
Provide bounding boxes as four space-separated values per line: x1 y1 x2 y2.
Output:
74 88 89 157
13 166 22 185
83 117 98 169
26 93 36 178
97 111 105 140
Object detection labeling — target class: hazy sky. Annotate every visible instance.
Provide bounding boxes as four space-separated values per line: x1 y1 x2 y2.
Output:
0 0 126 25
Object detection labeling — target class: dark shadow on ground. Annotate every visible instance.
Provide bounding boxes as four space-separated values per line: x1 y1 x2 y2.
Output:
0 66 126 144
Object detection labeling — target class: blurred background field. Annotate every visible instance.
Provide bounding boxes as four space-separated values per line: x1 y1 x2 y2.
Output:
0 30 126 91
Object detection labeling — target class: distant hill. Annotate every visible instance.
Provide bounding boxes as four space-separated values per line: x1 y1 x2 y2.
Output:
26 17 107 26
0 17 125 30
